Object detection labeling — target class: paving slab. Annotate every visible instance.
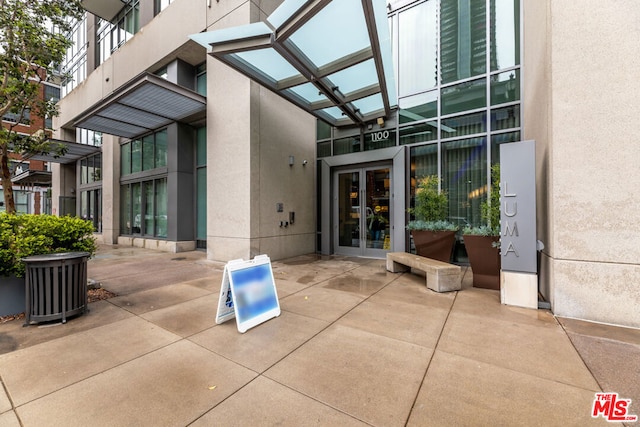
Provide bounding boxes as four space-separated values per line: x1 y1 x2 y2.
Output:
190 310 329 373
438 309 600 391
0 411 20 426
16 340 257 427
0 316 181 406
0 379 11 413
140 294 219 337
192 376 369 426
279 284 365 323
407 351 618 427
265 323 432 427
108 283 212 315
559 317 640 417
0 300 134 355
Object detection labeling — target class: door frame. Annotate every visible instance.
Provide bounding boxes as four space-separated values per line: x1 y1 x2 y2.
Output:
318 146 406 257
333 165 392 257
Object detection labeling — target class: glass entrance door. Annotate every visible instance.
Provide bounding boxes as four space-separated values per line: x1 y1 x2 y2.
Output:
335 166 391 257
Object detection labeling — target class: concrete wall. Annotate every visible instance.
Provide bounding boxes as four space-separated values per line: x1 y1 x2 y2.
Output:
526 1 640 328
206 1 316 262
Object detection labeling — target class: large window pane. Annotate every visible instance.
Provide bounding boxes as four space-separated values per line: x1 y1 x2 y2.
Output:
409 143 438 216
131 139 142 173
399 91 438 124
121 142 131 176
441 111 486 139
144 181 154 235
196 127 206 167
120 185 131 234
441 0 487 84
490 0 520 71
333 136 360 155
196 169 206 241
317 120 332 140
155 129 167 168
490 69 520 105
142 135 155 171
442 137 487 227
491 131 520 163
156 178 167 238
491 104 520 130
441 78 486 115
132 182 141 233
364 130 396 151
400 122 438 145
398 0 438 96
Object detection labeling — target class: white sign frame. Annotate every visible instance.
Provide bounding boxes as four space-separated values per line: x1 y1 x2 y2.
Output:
215 255 280 333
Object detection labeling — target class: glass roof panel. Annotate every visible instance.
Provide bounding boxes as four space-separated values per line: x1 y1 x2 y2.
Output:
352 93 384 115
288 0 370 68
325 59 379 95
233 49 302 82
321 106 345 120
287 83 328 104
267 0 308 29
190 0 396 127
190 22 272 49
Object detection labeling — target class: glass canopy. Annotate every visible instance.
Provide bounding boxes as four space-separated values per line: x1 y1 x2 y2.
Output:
190 0 396 127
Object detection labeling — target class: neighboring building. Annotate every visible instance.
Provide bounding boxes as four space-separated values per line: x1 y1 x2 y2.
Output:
0 80 59 214
53 0 640 329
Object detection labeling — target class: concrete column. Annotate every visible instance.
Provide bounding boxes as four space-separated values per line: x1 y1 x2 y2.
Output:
100 135 120 244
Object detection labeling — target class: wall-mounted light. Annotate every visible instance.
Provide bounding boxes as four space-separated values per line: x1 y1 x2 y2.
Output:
302 160 308 166
289 155 294 167
377 117 385 128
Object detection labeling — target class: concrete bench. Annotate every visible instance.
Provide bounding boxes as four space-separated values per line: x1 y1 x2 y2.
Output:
386 252 461 292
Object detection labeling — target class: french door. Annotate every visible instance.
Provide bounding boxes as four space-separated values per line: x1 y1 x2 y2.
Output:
334 165 392 257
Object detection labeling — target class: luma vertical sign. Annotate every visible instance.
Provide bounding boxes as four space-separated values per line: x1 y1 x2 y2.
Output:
500 140 537 273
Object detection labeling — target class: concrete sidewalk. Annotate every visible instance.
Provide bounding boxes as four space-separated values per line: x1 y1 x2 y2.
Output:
1 245 638 426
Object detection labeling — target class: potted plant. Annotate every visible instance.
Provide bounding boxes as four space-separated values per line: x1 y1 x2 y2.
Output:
463 164 501 290
0 213 97 316
407 175 458 262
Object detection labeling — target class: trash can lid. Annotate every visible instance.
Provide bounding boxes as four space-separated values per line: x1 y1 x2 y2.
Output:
22 252 91 262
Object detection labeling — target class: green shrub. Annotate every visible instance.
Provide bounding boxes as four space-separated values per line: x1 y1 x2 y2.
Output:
407 175 457 231
464 164 501 236
0 213 96 278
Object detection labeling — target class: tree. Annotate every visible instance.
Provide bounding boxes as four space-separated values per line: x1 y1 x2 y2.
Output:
0 0 84 213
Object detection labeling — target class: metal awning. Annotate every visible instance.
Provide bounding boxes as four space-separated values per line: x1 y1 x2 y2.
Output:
73 73 207 139
11 170 52 187
28 139 101 164
80 0 126 22
190 0 396 127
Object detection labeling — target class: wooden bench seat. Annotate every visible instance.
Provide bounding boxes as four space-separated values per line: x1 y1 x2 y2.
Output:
386 252 461 292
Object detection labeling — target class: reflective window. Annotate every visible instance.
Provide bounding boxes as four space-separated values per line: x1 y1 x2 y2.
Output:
399 91 438 124
491 0 520 71
491 131 521 163
441 78 487 115
491 105 520 130
398 0 438 96
121 128 168 176
442 137 487 227
441 0 487 84
490 69 520 105
364 130 396 151
441 111 487 139
400 122 438 145
333 136 361 155
96 1 140 66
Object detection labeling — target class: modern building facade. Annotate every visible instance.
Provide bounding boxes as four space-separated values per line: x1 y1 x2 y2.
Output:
53 0 640 329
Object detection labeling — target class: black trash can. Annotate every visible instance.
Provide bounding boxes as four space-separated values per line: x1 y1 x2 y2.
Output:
22 252 90 325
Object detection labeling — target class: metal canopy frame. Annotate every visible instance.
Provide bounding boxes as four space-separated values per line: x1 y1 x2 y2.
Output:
28 139 101 164
190 0 396 127
73 73 207 139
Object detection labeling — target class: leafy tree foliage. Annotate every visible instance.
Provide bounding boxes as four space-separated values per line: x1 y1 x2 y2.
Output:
0 0 84 213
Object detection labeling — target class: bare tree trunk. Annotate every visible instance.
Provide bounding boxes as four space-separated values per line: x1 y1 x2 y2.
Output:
0 146 16 214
